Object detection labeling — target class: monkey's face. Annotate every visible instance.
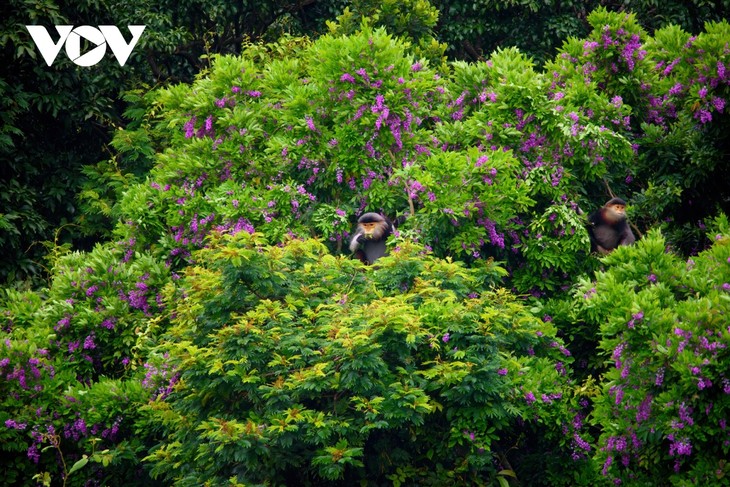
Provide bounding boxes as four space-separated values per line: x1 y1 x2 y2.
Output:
354 213 391 244
605 204 626 223
360 222 380 239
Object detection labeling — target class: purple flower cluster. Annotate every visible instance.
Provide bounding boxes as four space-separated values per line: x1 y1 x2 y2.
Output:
5 419 28 430
626 311 643 329
142 355 180 399
184 115 215 139
1 351 53 392
215 217 256 237
540 392 563 404
668 437 692 457
652 43 729 127
478 218 505 249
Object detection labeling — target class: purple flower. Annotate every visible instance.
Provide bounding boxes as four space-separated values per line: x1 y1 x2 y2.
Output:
183 116 196 138
574 433 591 452
340 73 355 83
663 58 681 77
5 419 27 430
636 396 652 423
74 418 88 437
648 274 657 283
679 403 694 426
27 445 40 463
602 455 613 476
697 109 712 124
525 392 536 404
305 116 316 131
712 60 727 80
668 83 683 95
614 387 624 405
442 333 450 343
612 342 626 364
55 316 71 330
497 368 508 376
479 218 505 249
670 438 692 457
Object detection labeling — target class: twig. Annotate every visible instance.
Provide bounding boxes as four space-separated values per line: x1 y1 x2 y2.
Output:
602 178 616 199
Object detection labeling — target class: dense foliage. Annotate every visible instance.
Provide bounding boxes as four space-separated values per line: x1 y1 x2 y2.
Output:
4 0 730 284
0 0 346 284
1 5 730 486
434 0 730 64
580 221 730 485
143 235 582 485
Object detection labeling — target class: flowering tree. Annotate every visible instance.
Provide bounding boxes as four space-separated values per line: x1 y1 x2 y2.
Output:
567 217 730 484
1 7 729 486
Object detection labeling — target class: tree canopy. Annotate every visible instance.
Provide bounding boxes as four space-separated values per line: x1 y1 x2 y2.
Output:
1 2 730 486
3 0 729 284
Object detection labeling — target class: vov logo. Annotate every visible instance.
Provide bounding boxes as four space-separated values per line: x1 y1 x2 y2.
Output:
25 25 145 67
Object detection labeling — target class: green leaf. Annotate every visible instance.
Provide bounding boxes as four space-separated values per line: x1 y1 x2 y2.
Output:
68 455 89 476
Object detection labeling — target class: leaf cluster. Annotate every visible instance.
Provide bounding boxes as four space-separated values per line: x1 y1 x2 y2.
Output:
143 234 578 485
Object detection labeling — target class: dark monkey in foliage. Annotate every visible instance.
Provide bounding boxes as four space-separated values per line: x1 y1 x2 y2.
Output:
588 197 636 254
349 212 393 264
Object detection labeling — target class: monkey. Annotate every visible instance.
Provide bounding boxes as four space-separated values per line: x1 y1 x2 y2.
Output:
348 212 393 264
588 197 636 254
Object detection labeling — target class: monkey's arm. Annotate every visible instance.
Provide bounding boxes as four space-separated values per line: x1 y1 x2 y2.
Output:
618 220 636 245
348 232 362 253
586 211 603 253
619 224 636 246
348 234 369 263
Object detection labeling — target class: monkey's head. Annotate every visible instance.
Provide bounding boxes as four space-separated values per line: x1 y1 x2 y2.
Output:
357 212 390 240
603 197 628 223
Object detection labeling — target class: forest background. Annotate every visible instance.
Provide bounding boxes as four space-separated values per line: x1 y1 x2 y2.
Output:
1 0 730 485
